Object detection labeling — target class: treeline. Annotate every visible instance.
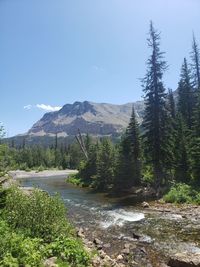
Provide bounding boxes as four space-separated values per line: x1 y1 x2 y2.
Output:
0 140 84 173
76 22 200 193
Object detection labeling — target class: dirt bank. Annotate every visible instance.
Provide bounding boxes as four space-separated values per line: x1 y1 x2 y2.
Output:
8 169 77 179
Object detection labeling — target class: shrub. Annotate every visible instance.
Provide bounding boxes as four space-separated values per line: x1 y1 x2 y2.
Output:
195 192 200 205
164 183 194 204
0 220 44 267
0 187 91 266
4 186 72 241
142 166 154 184
67 174 83 186
45 236 90 266
36 165 45 172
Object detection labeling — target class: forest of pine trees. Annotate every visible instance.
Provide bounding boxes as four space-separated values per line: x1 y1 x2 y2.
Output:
74 22 200 194
1 22 200 196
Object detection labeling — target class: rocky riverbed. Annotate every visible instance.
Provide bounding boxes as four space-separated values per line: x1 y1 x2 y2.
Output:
8 171 200 267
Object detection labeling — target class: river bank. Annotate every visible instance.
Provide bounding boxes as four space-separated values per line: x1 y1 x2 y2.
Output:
8 169 78 179
6 171 200 266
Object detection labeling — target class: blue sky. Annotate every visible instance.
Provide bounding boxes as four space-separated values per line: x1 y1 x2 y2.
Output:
1 0 200 136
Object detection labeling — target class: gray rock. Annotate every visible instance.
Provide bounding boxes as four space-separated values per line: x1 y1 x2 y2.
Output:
27 101 144 138
93 238 103 245
104 243 111 249
121 248 130 255
43 257 58 267
77 227 85 238
142 201 150 208
116 255 123 261
168 252 200 267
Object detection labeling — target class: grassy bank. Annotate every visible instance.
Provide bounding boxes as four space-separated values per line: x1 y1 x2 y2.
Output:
163 183 200 204
0 185 91 267
66 173 91 188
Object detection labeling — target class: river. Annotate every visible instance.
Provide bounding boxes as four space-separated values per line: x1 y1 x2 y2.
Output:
18 175 200 266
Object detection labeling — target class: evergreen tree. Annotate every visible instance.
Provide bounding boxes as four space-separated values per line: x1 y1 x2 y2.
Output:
177 58 194 129
191 34 200 91
95 139 115 191
115 106 141 190
142 22 168 189
190 37 200 183
190 136 200 185
79 143 98 184
164 89 177 178
168 89 176 119
174 114 191 183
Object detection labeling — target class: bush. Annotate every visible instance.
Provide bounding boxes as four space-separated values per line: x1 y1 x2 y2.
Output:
45 236 90 266
0 187 91 266
164 183 194 204
36 165 45 172
195 192 200 205
0 220 44 267
67 174 83 186
142 166 154 184
4 186 72 241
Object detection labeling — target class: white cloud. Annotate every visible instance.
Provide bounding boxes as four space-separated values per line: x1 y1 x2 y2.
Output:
36 104 62 112
92 65 105 72
24 105 32 110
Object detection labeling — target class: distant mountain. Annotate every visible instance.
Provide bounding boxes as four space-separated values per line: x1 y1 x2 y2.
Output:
28 101 145 138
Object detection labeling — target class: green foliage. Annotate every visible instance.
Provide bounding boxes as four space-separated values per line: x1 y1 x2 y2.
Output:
164 183 195 204
0 218 90 267
115 106 142 190
95 138 116 191
177 58 195 129
142 21 169 189
67 173 85 187
195 192 200 205
142 166 154 184
0 220 44 267
44 236 90 266
78 143 98 185
0 140 85 172
174 115 191 183
4 186 72 242
190 137 200 184
0 187 91 266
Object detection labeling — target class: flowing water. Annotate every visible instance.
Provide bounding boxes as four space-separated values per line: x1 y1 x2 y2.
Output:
19 175 200 265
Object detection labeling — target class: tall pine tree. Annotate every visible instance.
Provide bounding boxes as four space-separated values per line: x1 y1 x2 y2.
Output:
142 22 168 189
174 114 191 183
177 58 194 129
164 89 177 179
95 138 115 191
115 106 141 190
190 35 200 184
191 34 200 91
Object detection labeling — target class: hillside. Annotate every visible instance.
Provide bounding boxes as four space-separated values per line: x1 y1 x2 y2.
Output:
28 100 145 137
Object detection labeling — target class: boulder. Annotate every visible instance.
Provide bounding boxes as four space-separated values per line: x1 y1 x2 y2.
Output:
168 252 200 267
77 227 85 238
103 243 111 249
132 232 141 239
142 201 150 208
121 248 130 255
43 257 58 267
93 238 103 245
116 255 123 261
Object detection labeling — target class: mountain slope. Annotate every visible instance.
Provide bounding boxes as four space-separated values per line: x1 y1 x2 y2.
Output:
28 101 145 137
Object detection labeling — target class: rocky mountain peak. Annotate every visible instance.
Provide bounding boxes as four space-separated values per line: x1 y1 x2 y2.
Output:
28 100 144 137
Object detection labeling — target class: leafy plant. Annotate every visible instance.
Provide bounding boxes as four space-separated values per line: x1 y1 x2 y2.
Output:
44 236 90 266
164 183 194 203
4 186 72 241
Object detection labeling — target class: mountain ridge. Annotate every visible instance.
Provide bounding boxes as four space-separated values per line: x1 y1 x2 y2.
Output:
28 100 145 137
